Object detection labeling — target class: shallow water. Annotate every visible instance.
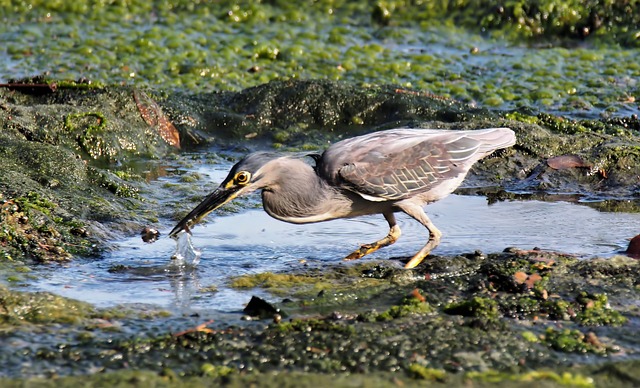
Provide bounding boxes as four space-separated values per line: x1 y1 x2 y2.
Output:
27 190 639 315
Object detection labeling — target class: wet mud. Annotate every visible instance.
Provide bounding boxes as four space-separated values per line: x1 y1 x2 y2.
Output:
0 1 640 387
1 253 640 386
1 3 640 383
0 78 639 385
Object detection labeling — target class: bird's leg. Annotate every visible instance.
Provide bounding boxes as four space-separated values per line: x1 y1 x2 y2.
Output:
398 203 442 269
344 212 401 261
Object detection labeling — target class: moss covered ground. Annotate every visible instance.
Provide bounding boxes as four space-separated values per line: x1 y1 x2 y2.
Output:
1 1 640 385
1 1 639 117
1 252 639 385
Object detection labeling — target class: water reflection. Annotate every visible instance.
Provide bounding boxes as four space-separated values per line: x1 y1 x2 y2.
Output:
105 261 204 313
26 195 640 314
166 263 200 313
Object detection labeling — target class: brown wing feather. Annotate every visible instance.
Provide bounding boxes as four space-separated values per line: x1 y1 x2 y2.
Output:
337 137 478 200
317 128 515 202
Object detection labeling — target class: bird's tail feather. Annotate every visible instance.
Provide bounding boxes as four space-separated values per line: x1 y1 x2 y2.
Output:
471 127 516 155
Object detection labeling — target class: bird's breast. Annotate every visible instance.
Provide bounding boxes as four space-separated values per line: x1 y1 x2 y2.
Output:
260 189 332 224
261 187 393 225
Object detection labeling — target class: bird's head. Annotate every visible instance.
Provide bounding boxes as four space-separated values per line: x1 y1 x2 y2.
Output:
168 152 279 238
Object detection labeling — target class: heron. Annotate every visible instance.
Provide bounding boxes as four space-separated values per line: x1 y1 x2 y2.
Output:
169 127 516 269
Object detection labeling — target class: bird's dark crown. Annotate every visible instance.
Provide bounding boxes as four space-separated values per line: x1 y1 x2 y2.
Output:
227 152 281 177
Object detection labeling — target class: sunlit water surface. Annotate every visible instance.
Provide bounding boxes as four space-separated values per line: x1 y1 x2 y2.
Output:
28 193 639 314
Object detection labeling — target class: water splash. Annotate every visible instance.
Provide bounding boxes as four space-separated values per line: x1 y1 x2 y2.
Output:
171 232 201 266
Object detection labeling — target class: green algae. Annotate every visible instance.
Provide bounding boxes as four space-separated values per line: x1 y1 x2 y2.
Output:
572 256 640 290
574 292 627 327
0 284 97 326
505 111 638 137
2 84 174 163
53 79 106 90
0 192 94 262
5 78 638 257
407 364 446 381
3 0 638 47
444 296 501 320
499 295 544 319
0 367 616 388
1 2 638 118
274 318 356 335
542 328 610 355
199 363 234 378
477 261 546 296
521 331 540 343
229 262 390 299
542 299 574 321
0 12 638 381
13 191 56 215
64 111 110 160
466 369 594 387
229 272 334 297
89 168 141 200
374 292 433 321
0 252 638 382
0 84 188 265
443 251 631 327
230 272 317 289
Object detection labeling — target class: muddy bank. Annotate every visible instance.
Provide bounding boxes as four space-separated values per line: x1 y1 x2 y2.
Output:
1 79 640 385
1 79 639 263
2 2 640 385
1 252 639 385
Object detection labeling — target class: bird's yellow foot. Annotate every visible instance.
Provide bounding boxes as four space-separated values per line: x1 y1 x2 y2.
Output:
344 225 401 261
404 235 439 269
404 251 429 269
344 243 381 261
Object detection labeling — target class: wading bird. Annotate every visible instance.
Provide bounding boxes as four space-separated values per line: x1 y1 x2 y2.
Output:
169 127 516 268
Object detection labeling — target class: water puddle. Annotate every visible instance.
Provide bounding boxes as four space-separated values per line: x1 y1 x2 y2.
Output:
26 193 639 314
13 152 639 314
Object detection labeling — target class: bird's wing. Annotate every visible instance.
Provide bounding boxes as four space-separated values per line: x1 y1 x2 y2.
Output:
319 129 486 201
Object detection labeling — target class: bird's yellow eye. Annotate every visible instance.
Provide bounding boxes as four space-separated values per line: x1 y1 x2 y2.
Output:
235 171 251 185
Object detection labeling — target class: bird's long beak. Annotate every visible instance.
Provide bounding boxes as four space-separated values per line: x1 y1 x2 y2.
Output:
168 185 242 238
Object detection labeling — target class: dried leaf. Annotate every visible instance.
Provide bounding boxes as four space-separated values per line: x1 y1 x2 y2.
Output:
540 289 549 300
599 168 608 179
133 89 180 148
306 346 330 354
585 332 604 347
530 255 556 264
410 288 426 302
532 261 554 270
547 155 590 170
514 271 528 284
525 273 543 289
172 319 215 337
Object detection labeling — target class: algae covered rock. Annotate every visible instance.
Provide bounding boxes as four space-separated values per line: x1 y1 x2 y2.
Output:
2 78 640 265
0 284 97 326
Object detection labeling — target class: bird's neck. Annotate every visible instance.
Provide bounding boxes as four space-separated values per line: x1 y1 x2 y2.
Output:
261 159 348 224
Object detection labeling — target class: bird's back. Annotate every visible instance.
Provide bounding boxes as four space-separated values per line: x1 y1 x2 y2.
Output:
317 128 515 202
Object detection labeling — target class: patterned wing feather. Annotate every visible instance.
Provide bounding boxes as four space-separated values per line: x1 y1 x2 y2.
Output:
335 135 481 201
317 128 515 201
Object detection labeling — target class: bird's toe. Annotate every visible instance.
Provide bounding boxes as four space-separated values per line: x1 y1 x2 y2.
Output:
343 243 377 261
